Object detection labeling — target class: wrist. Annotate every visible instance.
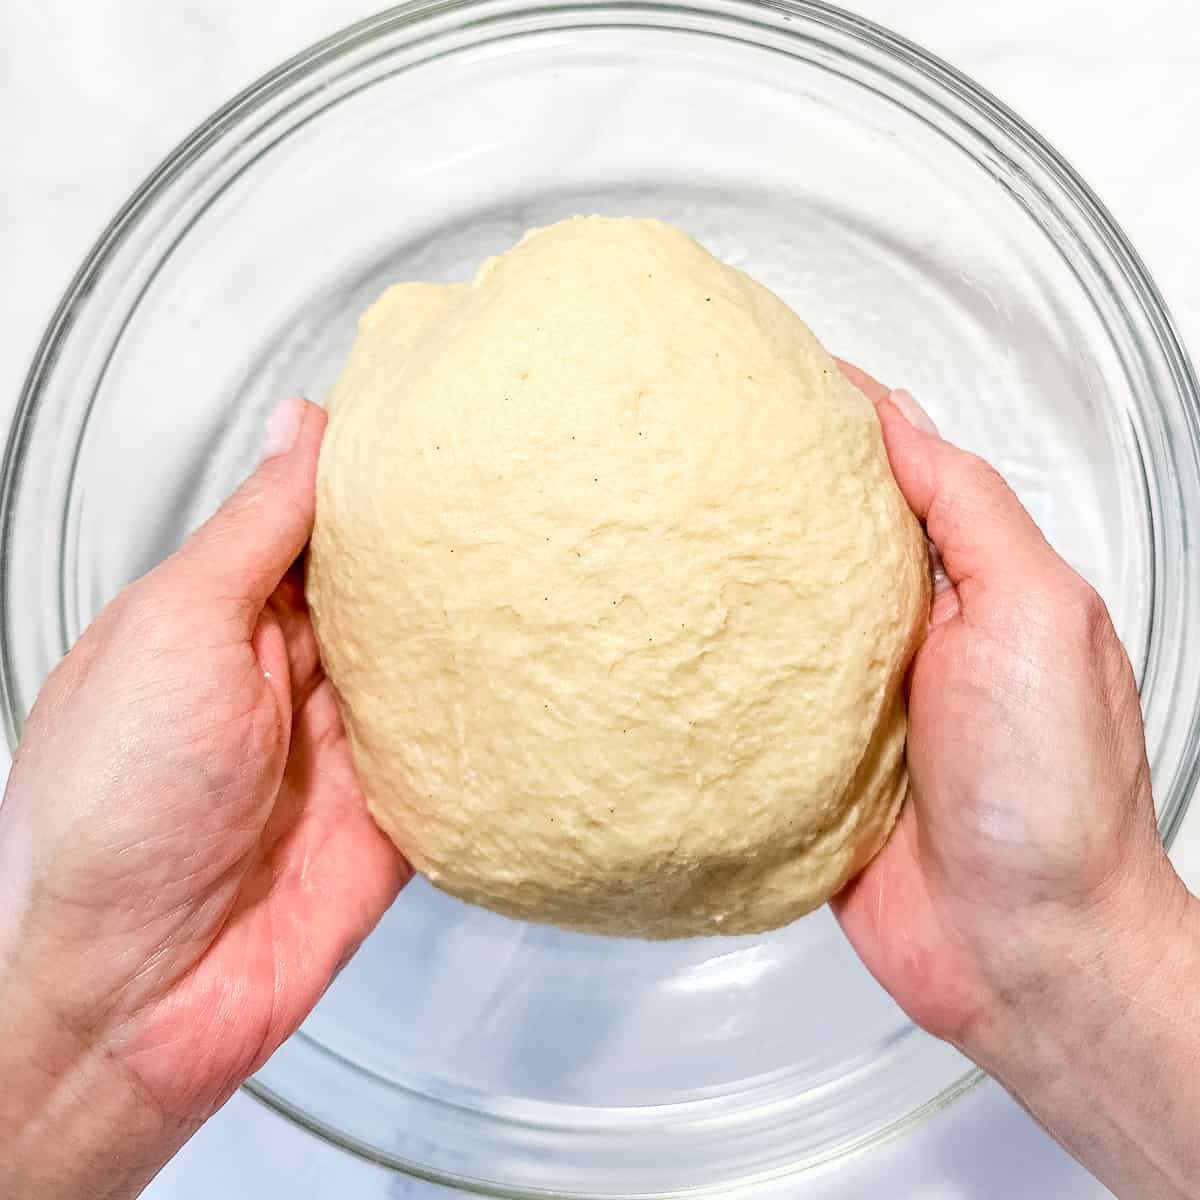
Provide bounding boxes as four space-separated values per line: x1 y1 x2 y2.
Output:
965 850 1195 1072
958 851 1200 1198
960 854 1200 1200
0 953 194 1200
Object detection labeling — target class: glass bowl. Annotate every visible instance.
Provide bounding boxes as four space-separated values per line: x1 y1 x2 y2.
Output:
4 0 1200 1195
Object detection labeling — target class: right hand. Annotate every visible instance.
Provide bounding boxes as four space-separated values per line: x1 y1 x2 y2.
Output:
832 363 1188 1054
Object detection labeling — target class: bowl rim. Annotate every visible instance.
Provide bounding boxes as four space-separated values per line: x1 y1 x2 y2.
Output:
2 0 1198 1194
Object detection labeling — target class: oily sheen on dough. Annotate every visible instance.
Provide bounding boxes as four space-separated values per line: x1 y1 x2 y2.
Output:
308 217 929 939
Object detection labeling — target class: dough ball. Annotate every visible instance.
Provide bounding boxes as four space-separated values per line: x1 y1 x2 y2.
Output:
308 216 928 939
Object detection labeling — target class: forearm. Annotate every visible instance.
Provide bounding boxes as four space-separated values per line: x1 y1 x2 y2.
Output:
964 864 1200 1200
0 960 196 1200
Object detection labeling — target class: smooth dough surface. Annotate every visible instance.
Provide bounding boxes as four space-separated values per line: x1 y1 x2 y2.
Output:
308 216 929 938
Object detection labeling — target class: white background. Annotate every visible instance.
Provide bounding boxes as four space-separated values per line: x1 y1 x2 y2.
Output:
2 1 1198 1196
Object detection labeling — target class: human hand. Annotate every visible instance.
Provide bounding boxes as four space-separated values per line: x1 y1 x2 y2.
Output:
833 364 1200 1199
0 398 409 1199
832 362 1187 1045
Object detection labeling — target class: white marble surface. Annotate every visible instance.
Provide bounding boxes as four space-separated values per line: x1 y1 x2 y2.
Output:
2 1 1198 1197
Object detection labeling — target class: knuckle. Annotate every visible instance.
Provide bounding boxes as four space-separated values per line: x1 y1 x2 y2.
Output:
1069 575 1107 625
1052 574 1112 647
956 450 1008 499
934 450 1007 525
112 580 188 650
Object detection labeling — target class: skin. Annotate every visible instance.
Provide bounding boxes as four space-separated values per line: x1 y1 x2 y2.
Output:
833 363 1200 1199
0 399 408 1198
0 378 1197 1198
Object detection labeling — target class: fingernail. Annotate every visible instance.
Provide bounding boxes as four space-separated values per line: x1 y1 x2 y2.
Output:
260 396 306 462
888 388 939 435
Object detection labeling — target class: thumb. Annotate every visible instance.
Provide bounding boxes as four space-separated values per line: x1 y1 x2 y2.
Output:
163 397 327 630
877 398 1059 597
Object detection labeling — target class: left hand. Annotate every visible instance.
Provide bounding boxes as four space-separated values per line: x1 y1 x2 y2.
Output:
0 397 409 1199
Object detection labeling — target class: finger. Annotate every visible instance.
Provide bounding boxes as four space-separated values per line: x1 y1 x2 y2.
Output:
836 363 957 623
836 360 941 435
834 357 890 407
266 682 411 950
885 387 938 435
264 561 324 709
877 399 1058 595
164 398 326 631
